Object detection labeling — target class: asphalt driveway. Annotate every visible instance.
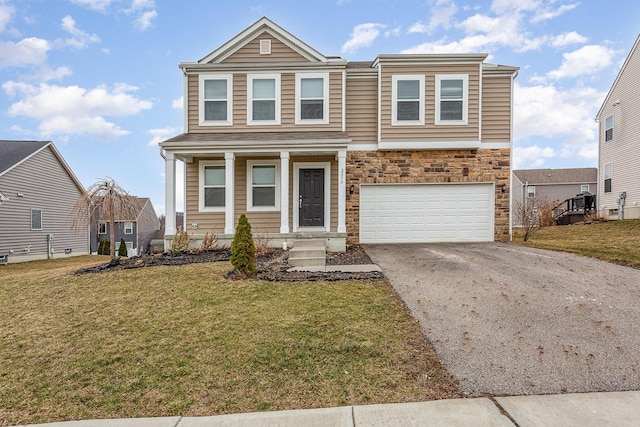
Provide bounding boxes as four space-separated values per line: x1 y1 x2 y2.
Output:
364 243 640 396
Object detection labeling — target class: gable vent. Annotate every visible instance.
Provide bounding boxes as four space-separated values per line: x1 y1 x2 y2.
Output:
260 39 271 55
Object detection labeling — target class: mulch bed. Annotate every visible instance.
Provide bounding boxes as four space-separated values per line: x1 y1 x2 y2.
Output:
75 245 384 281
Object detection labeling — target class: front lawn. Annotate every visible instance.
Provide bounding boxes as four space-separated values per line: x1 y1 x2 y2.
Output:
512 219 640 269
0 256 460 425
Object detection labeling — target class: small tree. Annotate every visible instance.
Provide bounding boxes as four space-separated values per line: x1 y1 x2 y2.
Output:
98 239 110 255
230 214 256 276
118 238 128 257
71 178 141 260
514 193 551 242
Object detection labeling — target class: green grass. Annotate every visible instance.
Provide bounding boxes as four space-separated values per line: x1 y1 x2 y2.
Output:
512 219 640 269
0 256 460 425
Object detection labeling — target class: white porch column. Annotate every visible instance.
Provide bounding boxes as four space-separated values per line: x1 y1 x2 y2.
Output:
337 150 347 233
164 151 176 236
280 151 290 233
224 152 235 235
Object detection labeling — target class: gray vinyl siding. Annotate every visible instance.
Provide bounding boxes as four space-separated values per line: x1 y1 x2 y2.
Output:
0 146 88 261
598 36 640 219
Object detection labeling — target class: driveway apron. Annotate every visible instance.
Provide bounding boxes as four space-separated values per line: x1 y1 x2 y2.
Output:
364 243 640 396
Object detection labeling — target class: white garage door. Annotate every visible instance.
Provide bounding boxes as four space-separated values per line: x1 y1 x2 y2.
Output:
360 183 494 243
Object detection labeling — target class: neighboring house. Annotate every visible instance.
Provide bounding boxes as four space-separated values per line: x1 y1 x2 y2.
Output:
0 140 89 264
597 34 640 220
160 17 518 250
512 168 597 226
91 197 160 256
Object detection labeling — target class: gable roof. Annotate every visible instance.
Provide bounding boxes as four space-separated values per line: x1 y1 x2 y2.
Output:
513 168 598 185
98 197 155 222
187 17 338 66
0 140 49 175
0 140 86 194
596 33 640 119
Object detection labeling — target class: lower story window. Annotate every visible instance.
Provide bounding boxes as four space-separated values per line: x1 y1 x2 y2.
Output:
199 161 225 211
604 162 612 193
31 208 42 230
248 161 279 211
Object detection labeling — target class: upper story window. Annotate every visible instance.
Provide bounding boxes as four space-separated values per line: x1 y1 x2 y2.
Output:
248 74 281 125
98 222 107 234
124 222 133 234
527 186 535 198
435 74 468 125
581 185 590 193
392 75 425 125
604 163 612 193
605 115 613 141
247 160 280 211
199 74 233 126
31 208 42 230
199 161 225 212
295 73 329 124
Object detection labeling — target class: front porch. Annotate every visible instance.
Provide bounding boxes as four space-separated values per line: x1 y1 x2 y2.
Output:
161 132 350 252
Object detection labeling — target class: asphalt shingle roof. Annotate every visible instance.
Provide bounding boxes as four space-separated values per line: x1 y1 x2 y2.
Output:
0 140 50 175
513 168 597 185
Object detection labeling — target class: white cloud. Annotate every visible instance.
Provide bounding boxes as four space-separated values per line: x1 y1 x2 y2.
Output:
3 81 153 139
551 31 587 47
70 0 112 13
531 2 578 23
546 45 616 80
147 127 179 147
409 0 457 34
341 23 385 53
127 0 155 12
513 144 557 169
490 0 539 14
0 2 14 32
385 26 401 37
0 37 50 68
60 15 101 49
514 82 605 145
134 9 157 31
172 96 183 109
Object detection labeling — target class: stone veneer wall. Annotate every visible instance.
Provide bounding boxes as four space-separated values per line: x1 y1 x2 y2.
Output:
346 149 511 244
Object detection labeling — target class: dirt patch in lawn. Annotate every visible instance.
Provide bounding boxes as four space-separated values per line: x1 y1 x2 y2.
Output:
75 245 384 282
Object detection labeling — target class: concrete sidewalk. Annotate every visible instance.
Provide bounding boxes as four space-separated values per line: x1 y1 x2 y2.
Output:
13 391 640 427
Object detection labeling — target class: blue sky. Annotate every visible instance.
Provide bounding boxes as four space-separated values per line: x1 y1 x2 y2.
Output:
1 0 638 215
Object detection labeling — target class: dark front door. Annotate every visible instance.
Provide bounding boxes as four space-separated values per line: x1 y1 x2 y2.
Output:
299 168 324 227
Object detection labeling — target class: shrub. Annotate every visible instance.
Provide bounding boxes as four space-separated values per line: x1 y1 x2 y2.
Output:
254 233 273 257
170 231 190 253
230 214 256 276
196 231 219 253
98 239 110 255
118 238 128 257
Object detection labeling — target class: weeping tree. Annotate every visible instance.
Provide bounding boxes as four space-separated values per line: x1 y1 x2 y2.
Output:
72 177 141 260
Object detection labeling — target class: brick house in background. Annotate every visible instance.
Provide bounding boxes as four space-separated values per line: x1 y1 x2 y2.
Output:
160 17 518 250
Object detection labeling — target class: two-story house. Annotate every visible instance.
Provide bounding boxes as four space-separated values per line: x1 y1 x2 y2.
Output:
0 140 89 263
91 197 160 256
160 17 518 250
596 34 640 220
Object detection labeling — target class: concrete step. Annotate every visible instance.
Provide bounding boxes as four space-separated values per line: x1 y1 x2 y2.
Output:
289 239 326 269
288 256 326 268
293 239 326 249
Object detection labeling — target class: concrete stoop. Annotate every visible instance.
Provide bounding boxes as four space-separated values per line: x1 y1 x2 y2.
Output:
288 239 326 270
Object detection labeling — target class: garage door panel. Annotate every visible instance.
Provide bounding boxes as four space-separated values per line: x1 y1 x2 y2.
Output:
360 184 494 243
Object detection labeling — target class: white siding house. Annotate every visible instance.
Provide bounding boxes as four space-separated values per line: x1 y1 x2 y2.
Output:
596 34 640 219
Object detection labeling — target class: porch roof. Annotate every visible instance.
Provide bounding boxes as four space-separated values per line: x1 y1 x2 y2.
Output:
160 131 351 156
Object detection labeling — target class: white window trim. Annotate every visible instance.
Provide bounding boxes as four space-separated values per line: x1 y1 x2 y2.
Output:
31 208 42 230
581 185 590 192
435 74 468 126
527 186 535 197
247 73 281 125
247 160 280 212
199 160 226 212
98 222 107 234
392 75 425 126
199 73 233 127
124 221 133 234
605 115 613 142
604 162 613 194
295 72 329 125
